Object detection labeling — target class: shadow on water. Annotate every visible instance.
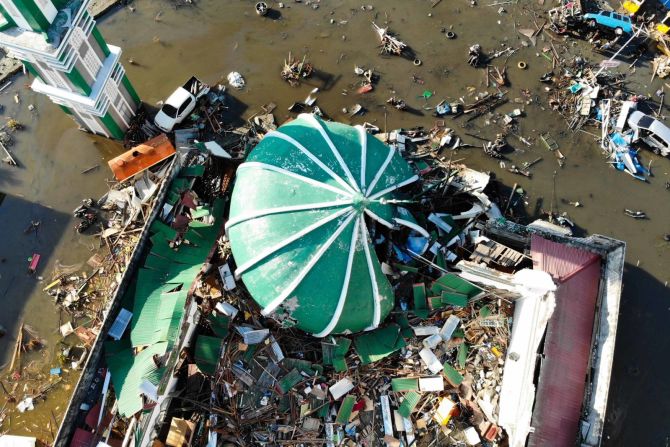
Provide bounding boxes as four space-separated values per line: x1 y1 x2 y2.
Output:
219 93 249 128
304 70 340 92
264 9 282 21
603 262 670 445
0 194 69 365
0 166 19 188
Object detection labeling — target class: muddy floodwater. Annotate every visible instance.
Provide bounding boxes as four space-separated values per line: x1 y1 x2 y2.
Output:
0 0 668 443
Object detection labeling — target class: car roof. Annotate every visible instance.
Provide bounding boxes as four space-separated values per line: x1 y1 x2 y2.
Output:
165 87 191 108
636 113 655 129
631 111 670 142
648 119 670 141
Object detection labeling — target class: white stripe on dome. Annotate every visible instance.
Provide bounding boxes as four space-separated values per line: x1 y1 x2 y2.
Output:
394 218 430 238
360 216 381 330
356 125 368 192
365 146 395 198
364 208 395 229
235 206 353 278
367 175 420 201
238 162 352 197
313 217 360 337
225 199 353 230
302 114 361 193
261 211 358 316
266 131 357 195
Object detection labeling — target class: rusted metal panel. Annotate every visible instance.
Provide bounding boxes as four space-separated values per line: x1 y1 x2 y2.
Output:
530 234 600 282
528 236 602 447
108 133 176 182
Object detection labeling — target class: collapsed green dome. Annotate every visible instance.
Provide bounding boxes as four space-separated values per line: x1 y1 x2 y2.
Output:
226 113 419 337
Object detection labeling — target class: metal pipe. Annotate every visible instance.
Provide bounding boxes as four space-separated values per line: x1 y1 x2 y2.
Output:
121 416 136 447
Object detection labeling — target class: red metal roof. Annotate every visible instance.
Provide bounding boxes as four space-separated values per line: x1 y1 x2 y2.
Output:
530 235 600 282
528 236 601 447
69 428 94 447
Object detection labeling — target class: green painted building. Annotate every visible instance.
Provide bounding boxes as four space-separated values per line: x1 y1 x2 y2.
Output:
0 0 140 139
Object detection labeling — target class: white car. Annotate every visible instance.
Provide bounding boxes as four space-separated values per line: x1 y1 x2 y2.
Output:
628 110 670 156
154 76 210 132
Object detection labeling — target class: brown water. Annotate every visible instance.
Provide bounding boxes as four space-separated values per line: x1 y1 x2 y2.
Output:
0 0 667 443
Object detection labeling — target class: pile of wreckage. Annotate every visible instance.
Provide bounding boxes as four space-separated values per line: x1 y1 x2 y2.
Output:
6 136 179 422
42 57 623 445
50 115 620 447
538 53 666 182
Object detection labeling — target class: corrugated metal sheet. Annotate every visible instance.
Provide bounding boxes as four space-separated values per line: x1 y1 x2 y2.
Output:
528 237 602 447
107 133 176 182
69 428 93 447
530 234 599 282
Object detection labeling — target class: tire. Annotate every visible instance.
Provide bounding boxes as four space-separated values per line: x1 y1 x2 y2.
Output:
653 147 662 155
615 27 623 35
589 19 597 27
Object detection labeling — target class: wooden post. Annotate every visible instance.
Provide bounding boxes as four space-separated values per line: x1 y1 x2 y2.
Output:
0 141 16 166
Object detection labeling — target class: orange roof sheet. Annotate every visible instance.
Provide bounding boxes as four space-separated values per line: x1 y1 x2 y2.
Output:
108 134 176 182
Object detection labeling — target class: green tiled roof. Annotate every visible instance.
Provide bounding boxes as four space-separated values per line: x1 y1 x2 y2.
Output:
105 340 168 417
106 165 224 417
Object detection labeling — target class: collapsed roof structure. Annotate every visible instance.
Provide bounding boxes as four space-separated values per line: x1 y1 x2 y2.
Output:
49 114 624 447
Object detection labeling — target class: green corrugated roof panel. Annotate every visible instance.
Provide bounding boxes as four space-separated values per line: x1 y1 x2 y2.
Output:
109 170 225 416
163 263 203 284
166 190 181 206
398 391 421 418
155 291 188 348
354 324 406 365
332 357 348 373
129 289 164 347
457 342 468 369
195 336 222 375
150 220 178 241
394 312 414 338
392 378 419 392
393 263 419 273
321 342 335 366
283 358 316 376
169 177 191 194
130 289 187 348
313 398 330 419
277 369 303 394
106 341 168 417
143 253 172 271
190 206 211 219
441 290 469 307
413 283 429 318
332 338 351 372
104 338 131 357
180 164 205 177
442 362 464 386
431 273 483 299
210 313 230 338
151 247 205 267
429 296 444 309
336 395 356 424
227 114 419 337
